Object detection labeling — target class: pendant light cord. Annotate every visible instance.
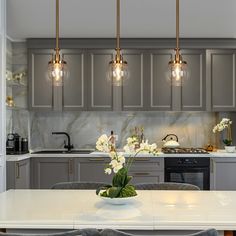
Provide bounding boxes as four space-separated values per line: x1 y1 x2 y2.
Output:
116 0 120 60
176 0 179 59
56 0 60 58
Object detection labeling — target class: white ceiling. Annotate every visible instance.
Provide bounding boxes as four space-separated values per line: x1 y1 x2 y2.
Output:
6 0 236 41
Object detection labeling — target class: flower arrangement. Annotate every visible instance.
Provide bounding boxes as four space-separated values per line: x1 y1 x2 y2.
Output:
213 118 232 146
95 134 158 198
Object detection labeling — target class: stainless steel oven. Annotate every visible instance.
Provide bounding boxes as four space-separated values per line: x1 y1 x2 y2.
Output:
164 157 210 190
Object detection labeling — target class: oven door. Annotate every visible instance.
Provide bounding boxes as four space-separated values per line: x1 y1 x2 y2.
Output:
165 167 210 190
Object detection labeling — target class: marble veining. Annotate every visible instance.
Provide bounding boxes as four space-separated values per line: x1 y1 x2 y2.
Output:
29 111 217 150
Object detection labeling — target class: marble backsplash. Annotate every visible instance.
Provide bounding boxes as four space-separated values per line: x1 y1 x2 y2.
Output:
28 111 218 150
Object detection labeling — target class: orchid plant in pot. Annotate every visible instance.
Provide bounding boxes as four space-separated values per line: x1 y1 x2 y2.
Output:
95 134 158 199
213 118 235 152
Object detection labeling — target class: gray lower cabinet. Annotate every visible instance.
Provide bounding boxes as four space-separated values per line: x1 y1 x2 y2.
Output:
210 158 236 190
28 48 86 111
207 49 236 111
129 157 164 184
87 50 114 111
75 157 113 183
148 49 206 111
32 157 75 189
7 159 31 189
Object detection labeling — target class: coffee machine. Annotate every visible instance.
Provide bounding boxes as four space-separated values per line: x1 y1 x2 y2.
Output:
6 133 28 154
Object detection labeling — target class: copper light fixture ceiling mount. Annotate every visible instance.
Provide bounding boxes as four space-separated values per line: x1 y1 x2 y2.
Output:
47 0 69 87
168 0 188 86
107 0 129 87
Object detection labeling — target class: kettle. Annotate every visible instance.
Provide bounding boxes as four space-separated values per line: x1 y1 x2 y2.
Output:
162 134 180 148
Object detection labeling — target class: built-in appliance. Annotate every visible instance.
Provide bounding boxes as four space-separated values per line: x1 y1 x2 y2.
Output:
163 148 210 190
6 133 29 155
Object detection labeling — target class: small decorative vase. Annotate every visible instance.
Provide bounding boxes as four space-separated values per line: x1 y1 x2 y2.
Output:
225 146 236 153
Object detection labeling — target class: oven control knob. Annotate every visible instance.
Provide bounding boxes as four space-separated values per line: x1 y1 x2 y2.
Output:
193 159 197 164
178 159 183 164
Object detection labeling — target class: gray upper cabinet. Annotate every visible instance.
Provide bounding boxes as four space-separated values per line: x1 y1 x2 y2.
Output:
87 50 113 111
62 49 87 111
28 48 86 111
28 49 54 111
148 50 173 111
207 49 236 111
122 50 148 111
181 49 206 111
147 49 206 111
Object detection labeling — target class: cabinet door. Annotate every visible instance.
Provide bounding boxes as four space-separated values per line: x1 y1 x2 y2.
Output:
75 157 112 183
7 159 31 189
129 158 164 184
32 157 74 189
207 50 236 111
87 50 113 111
148 50 172 110
211 158 236 190
181 49 206 111
62 49 86 111
122 50 148 111
28 49 53 111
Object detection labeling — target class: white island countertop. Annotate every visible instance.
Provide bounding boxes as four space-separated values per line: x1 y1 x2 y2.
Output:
0 189 236 231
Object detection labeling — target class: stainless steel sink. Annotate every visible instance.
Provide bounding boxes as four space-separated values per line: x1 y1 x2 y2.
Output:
32 150 94 154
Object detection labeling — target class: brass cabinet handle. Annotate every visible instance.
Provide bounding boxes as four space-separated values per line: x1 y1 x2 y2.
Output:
16 163 20 179
133 172 150 176
89 158 105 161
69 159 73 174
133 158 150 161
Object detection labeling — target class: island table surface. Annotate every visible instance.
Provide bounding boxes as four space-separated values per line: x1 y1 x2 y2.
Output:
0 189 235 233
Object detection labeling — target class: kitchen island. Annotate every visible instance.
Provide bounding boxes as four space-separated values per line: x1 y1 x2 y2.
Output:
0 189 235 236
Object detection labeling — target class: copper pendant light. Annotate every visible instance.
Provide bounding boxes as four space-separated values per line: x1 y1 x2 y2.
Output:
47 0 69 87
168 0 188 86
107 0 129 86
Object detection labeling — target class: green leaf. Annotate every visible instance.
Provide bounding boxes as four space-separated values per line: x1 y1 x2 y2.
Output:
112 167 128 187
107 186 122 198
96 185 112 196
223 139 232 146
124 175 132 186
119 185 137 198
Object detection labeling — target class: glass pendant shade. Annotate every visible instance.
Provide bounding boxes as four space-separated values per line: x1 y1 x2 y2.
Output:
48 57 69 86
107 59 129 86
168 57 188 86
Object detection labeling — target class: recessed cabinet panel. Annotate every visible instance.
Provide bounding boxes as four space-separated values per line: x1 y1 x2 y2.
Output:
122 50 147 110
149 51 172 110
87 50 113 110
28 49 53 110
208 50 236 111
62 50 86 110
181 50 206 110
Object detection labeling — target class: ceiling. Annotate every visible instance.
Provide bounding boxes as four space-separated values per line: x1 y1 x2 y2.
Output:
6 0 236 41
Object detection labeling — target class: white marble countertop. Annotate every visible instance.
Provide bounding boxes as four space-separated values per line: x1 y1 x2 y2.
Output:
6 149 236 161
0 189 236 230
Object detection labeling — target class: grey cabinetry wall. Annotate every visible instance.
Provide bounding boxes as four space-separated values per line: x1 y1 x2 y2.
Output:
28 49 54 111
147 49 206 111
148 50 172 111
62 49 87 111
75 157 112 183
87 50 113 111
122 50 148 111
129 157 164 184
7 159 31 189
28 48 86 111
207 50 236 111
210 158 236 190
32 157 75 189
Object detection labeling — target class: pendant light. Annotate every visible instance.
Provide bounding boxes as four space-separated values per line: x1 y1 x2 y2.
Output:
168 0 188 86
107 0 129 87
47 0 69 87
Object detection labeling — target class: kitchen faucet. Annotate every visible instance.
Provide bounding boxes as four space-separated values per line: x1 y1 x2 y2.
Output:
52 132 74 152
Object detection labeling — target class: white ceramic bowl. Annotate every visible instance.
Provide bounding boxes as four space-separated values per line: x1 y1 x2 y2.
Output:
99 195 138 205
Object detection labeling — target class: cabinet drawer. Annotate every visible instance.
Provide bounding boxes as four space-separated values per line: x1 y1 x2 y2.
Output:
129 160 164 171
